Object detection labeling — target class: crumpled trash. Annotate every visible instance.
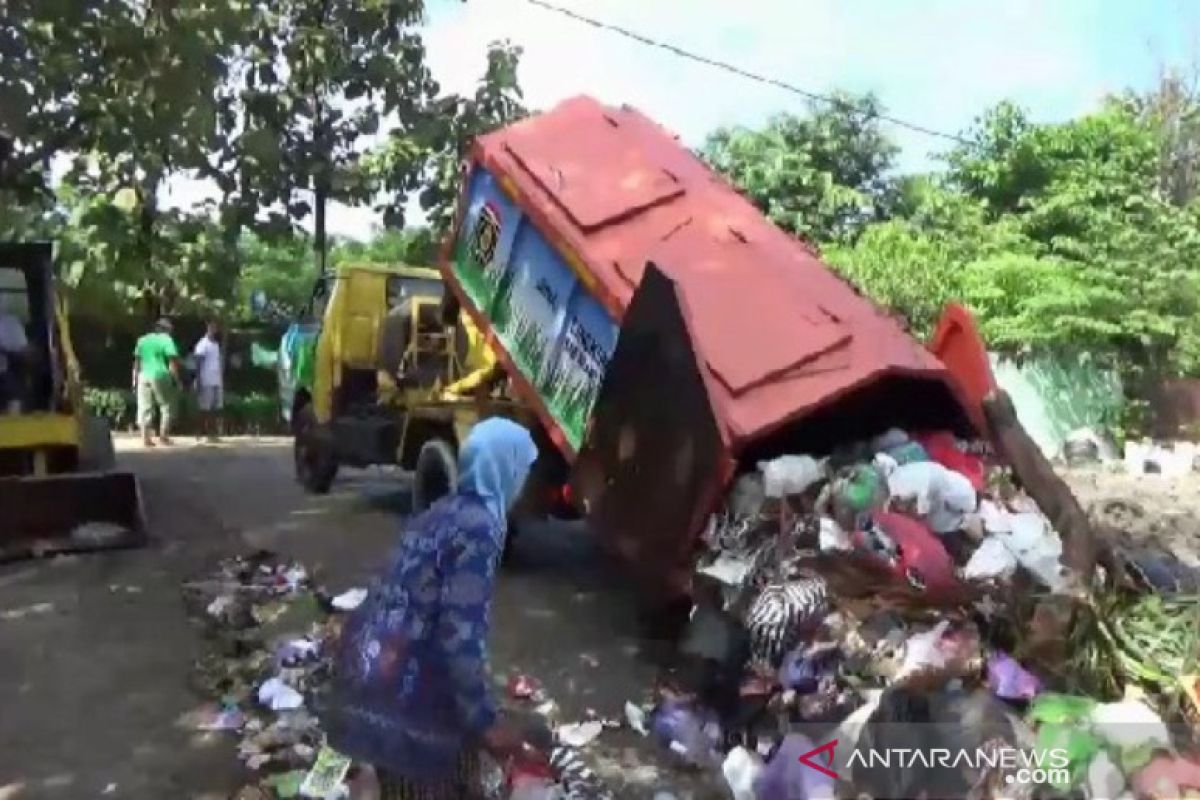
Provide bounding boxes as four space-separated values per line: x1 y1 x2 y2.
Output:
986 652 1041 701
722 746 763 800
556 720 605 749
549 746 611 799
999 512 1070 593
192 706 247 731
257 676 304 711
331 587 367 611
832 463 889 522
893 621 981 687
1088 751 1126 800
817 517 852 553
1089 694 1172 773
1029 694 1101 790
883 460 977 534
779 641 840 693
914 430 986 491
1132 754 1200 799
650 698 722 768
696 551 757 588
745 578 829 667
963 536 1019 582
758 455 826 498
624 701 649 735
859 512 962 601
727 473 767 519
870 428 910 453
754 733 837 800
508 674 543 700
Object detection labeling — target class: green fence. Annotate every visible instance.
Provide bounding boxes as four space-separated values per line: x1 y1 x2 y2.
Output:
991 353 1124 458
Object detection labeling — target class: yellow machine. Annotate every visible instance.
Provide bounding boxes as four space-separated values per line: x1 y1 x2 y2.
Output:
288 262 531 507
0 242 145 561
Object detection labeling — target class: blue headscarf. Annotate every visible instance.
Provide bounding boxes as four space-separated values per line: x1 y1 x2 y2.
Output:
457 417 538 530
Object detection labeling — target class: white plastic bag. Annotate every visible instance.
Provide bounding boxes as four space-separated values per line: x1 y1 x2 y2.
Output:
1002 513 1069 592
963 536 1019 582
722 746 764 800
758 455 825 498
887 462 977 533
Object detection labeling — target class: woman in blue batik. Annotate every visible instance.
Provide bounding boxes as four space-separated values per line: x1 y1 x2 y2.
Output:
325 417 539 799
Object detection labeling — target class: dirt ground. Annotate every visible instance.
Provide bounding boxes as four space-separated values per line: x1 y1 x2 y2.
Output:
1 439 1197 800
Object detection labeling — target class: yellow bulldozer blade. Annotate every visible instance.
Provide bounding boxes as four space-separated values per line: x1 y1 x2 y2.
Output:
0 470 148 563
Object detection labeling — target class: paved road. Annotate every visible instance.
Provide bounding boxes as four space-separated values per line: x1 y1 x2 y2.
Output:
0 438 721 799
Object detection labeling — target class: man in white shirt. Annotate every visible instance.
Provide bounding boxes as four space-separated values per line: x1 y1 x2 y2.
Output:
0 296 30 414
192 320 224 441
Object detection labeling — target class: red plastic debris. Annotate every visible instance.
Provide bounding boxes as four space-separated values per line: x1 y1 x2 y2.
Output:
857 511 963 603
507 674 542 700
914 430 986 491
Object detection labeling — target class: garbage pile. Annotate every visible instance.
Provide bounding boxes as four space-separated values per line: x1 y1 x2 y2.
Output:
645 427 1200 799
182 551 349 798
182 552 620 800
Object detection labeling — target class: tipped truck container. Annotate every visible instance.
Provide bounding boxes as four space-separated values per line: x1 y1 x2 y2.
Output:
440 96 992 599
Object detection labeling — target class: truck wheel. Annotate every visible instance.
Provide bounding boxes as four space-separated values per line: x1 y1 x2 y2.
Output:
412 438 457 514
294 406 338 494
78 414 117 472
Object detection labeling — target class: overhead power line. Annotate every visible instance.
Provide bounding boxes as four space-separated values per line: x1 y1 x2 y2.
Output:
523 0 973 145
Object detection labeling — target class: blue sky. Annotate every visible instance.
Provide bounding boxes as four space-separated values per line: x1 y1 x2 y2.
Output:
167 0 1197 238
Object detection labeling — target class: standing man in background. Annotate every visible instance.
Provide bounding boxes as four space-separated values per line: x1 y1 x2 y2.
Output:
132 318 180 447
192 320 224 443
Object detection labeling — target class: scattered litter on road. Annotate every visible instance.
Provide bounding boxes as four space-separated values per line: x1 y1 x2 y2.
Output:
508 673 543 700
556 720 604 749
624 701 648 735
330 587 367 611
257 677 304 711
0 601 54 620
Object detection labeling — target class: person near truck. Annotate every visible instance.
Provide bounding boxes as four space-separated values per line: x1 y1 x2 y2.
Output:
132 318 180 447
325 417 543 799
0 297 30 414
192 320 224 442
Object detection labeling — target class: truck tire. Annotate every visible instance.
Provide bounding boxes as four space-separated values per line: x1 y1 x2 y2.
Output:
78 415 117 472
294 406 338 494
412 438 457 514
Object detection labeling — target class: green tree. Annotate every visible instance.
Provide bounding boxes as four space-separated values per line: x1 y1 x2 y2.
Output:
368 40 527 234
701 92 899 243
218 0 438 272
236 233 316 319
331 227 440 266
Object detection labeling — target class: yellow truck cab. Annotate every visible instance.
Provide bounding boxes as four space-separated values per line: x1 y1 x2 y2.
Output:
287 261 513 496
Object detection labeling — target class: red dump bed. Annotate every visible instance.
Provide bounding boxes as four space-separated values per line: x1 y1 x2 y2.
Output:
470 95 970 453
449 96 983 592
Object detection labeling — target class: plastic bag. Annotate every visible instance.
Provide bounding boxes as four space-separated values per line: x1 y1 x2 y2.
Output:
963 537 1019 582
886 462 977 533
758 455 825 498
1002 513 1069 592
986 652 1042 701
649 698 721 768
722 746 764 800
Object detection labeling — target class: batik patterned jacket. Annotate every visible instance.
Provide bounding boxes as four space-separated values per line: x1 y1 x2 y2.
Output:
325 495 501 780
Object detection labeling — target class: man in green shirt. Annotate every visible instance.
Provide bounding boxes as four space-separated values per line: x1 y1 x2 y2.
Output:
132 318 181 446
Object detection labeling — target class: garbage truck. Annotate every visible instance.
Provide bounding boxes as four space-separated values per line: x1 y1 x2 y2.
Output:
437 96 997 603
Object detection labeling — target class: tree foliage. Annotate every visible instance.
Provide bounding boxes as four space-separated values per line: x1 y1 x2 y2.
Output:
0 0 526 322
368 40 527 234
701 92 898 243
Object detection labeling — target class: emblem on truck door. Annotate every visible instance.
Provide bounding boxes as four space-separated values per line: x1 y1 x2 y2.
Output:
470 201 501 271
